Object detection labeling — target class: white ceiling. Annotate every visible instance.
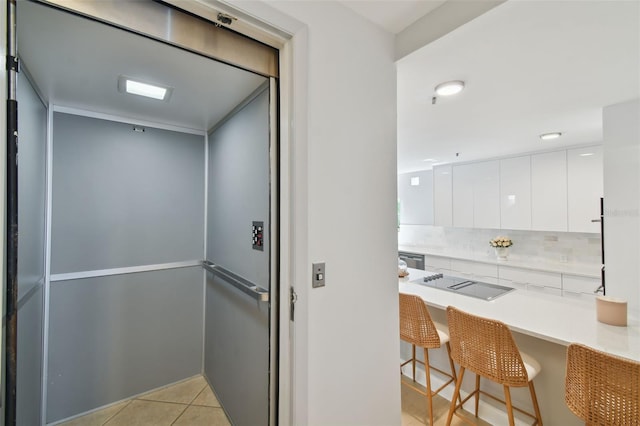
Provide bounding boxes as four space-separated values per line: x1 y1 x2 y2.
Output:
16 1 267 132
397 0 640 174
339 0 446 34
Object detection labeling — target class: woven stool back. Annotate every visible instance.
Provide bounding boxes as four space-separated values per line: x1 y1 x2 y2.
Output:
399 293 441 349
446 306 529 387
565 343 640 425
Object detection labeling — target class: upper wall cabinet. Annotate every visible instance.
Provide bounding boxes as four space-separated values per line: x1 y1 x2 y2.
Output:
452 161 500 228
473 160 500 229
452 163 474 227
404 146 602 233
531 150 568 231
433 165 453 226
398 170 434 225
500 156 532 230
567 146 603 232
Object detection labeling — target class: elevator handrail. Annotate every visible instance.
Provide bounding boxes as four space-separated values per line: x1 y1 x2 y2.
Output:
202 261 269 302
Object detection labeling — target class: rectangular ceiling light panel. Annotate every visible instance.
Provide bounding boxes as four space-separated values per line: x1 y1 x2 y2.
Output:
118 75 173 101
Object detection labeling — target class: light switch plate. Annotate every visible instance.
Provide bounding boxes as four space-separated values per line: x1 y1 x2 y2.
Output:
312 262 325 288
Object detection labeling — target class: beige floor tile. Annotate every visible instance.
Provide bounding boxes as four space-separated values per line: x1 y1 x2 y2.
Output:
104 400 186 426
137 376 207 404
59 401 130 426
172 406 230 426
191 384 221 407
401 381 491 426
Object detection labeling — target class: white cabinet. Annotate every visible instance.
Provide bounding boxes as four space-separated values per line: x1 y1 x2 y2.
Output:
567 146 603 233
433 165 453 226
473 161 500 229
452 161 500 228
562 274 600 299
424 255 451 274
498 265 562 295
450 259 498 284
398 170 434 225
452 164 474 227
531 151 568 231
500 156 531 230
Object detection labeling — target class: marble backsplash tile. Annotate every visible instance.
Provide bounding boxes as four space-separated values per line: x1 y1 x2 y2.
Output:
398 225 602 265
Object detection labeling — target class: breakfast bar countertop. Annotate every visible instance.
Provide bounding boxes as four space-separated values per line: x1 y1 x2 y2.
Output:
400 268 640 362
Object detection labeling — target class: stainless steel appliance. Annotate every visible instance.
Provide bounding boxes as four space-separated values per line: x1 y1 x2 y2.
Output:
398 251 425 270
412 274 514 301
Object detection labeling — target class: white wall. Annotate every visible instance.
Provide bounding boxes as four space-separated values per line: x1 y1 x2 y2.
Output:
603 99 640 314
229 1 401 425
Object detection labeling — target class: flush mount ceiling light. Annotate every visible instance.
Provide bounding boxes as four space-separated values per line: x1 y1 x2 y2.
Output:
434 80 465 96
540 132 562 141
118 75 173 101
422 158 438 162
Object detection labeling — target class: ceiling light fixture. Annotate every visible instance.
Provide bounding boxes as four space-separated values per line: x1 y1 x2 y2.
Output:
579 152 594 157
540 132 562 141
434 80 465 96
118 75 173 101
422 158 438 162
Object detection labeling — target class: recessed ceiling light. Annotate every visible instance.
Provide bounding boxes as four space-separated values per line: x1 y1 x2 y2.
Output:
540 132 562 141
118 75 173 101
579 152 594 157
434 80 465 96
422 158 438 162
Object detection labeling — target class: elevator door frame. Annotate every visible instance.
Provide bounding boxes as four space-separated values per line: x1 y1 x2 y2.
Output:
5 1 289 425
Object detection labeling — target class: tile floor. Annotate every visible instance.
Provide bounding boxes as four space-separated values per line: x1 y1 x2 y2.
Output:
61 373 487 426
59 375 230 426
401 376 491 426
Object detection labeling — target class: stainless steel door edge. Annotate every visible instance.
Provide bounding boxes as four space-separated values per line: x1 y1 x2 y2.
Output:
36 0 279 78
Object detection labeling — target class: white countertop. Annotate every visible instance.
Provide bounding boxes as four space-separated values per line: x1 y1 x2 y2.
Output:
400 268 640 362
398 245 600 278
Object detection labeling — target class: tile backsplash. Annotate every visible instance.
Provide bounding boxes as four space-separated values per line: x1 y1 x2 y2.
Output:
398 225 601 265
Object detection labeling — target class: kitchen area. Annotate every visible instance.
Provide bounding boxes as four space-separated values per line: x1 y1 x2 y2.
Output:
396 1 639 425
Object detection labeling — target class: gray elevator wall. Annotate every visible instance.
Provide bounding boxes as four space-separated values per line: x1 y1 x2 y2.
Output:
205 88 270 426
47 267 203 423
51 113 205 273
48 113 206 422
206 88 270 287
16 71 47 426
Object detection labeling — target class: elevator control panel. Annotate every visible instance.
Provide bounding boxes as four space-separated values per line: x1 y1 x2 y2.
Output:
312 262 325 288
252 221 264 251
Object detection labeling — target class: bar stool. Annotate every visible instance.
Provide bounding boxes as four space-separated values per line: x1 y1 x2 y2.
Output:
445 306 543 426
399 293 458 425
565 343 640 424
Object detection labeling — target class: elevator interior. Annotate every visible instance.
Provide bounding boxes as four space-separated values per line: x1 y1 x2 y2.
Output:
14 1 277 424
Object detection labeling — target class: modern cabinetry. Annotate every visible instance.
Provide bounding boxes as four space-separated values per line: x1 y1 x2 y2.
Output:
452 164 474 227
473 161 500 229
498 265 562 296
562 275 600 299
499 156 531 230
452 161 499 228
424 255 451 274
450 259 498 284
433 165 453 226
430 146 602 232
567 146 603 233
531 150 568 231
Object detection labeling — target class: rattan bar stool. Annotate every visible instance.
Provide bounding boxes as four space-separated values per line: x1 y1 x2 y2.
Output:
445 306 543 426
565 343 640 425
399 293 458 425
